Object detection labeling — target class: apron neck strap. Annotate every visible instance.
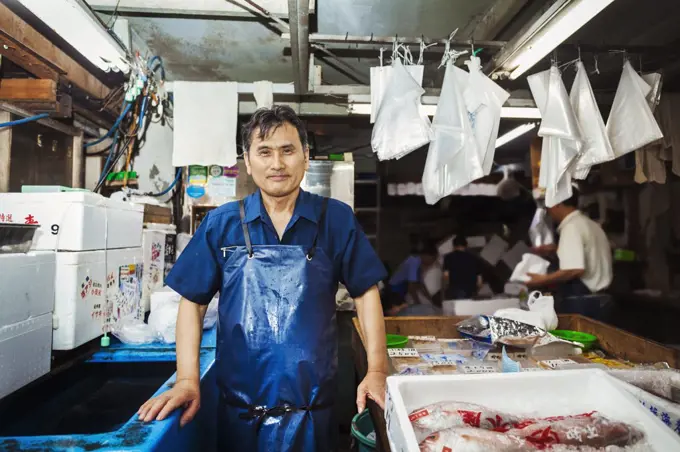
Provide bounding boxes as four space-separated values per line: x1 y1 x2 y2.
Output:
239 200 254 257
307 197 329 260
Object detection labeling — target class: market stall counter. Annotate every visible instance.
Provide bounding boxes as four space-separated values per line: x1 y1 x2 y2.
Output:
0 329 217 452
352 315 680 452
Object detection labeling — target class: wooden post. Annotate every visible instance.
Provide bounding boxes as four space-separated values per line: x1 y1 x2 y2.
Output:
0 111 11 192
530 136 542 189
72 131 84 188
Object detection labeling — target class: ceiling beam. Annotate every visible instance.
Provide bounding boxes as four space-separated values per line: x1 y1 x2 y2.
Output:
288 0 310 94
86 0 315 18
0 79 57 102
462 0 530 40
0 3 111 100
282 33 506 49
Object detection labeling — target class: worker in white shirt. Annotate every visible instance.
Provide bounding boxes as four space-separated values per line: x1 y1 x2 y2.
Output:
527 189 613 318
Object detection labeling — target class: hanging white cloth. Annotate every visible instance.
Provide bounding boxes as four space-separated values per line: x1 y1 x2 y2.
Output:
253 81 274 109
172 81 238 167
606 61 663 158
569 61 614 180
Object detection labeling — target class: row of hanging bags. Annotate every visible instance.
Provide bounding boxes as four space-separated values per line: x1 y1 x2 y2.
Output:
422 50 509 205
528 65 583 207
371 45 433 161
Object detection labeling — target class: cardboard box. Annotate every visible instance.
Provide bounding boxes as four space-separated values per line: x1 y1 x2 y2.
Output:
385 370 680 451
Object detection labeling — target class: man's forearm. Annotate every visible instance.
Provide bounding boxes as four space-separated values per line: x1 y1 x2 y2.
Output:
176 298 208 383
542 269 584 285
355 286 388 374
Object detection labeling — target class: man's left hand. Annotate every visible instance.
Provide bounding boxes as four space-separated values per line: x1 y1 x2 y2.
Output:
356 370 387 412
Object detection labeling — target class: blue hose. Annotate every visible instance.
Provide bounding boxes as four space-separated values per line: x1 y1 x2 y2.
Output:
0 113 49 129
84 102 132 148
150 167 181 197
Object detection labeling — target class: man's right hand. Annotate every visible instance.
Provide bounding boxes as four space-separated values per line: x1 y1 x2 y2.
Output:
138 379 201 427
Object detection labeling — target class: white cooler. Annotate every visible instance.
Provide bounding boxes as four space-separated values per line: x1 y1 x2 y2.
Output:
0 192 143 251
0 312 52 399
53 251 107 350
0 252 55 327
141 224 176 312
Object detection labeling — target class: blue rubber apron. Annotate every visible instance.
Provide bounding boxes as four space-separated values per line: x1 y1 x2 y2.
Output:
216 198 338 451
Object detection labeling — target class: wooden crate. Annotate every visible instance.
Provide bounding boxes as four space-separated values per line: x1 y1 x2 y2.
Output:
143 204 172 225
351 315 680 452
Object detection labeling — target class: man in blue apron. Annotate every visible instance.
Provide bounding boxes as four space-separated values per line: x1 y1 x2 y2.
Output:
526 189 613 320
138 106 389 451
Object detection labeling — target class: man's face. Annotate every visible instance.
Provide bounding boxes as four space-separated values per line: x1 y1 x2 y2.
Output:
244 122 309 198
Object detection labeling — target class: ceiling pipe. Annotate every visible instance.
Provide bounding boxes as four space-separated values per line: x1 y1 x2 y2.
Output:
288 0 309 94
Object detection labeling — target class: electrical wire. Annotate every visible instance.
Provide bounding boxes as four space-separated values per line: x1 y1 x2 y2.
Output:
0 113 49 129
148 168 182 197
84 102 133 148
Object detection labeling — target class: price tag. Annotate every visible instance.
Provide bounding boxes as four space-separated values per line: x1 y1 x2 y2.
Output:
409 335 436 341
521 367 544 372
540 359 577 369
460 364 497 374
422 354 468 366
388 348 419 358
488 352 528 361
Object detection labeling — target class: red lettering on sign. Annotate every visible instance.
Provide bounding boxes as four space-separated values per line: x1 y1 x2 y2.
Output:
24 214 38 225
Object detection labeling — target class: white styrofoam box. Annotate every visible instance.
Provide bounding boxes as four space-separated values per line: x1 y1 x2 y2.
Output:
103 198 144 250
0 251 55 327
53 250 107 350
107 247 143 327
0 312 52 399
0 193 143 251
442 297 520 316
142 226 176 312
385 370 680 452
480 234 509 266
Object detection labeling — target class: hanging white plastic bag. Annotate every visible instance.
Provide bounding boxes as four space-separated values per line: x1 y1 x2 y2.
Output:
422 60 480 204
529 66 582 207
372 59 433 161
606 61 663 158
569 61 615 179
460 56 510 175
370 48 424 124
509 253 551 283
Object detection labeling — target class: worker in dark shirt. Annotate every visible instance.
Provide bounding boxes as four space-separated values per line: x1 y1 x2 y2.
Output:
442 236 482 300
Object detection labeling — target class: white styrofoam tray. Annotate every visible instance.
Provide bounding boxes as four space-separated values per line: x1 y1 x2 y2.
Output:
385 370 680 451
0 312 52 399
0 251 55 327
441 297 520 316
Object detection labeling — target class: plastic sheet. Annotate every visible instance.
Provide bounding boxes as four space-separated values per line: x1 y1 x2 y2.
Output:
570 62 615 179
529 66 582 207
606 61 663 158
494 291 558 331
111 319 159 345
422 60 479 204
371 59 433 161
370 64 424 124
509 254 551 283
528 202 555 247
460 56 510 175
147 287 218 343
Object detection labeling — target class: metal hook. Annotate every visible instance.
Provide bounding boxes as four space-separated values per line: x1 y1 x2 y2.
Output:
578 45 581 62
591 54 600 75
344 32 348 41
369 33 373 42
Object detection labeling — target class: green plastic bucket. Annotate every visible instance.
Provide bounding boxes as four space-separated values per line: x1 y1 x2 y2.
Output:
550 329 598 351
351 410 376 451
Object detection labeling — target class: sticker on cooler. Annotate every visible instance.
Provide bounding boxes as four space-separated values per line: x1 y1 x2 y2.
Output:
408 335 436 341
388 348 419 358
421 353 468 366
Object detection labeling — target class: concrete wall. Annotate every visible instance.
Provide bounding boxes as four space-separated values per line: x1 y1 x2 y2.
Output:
133 121 175 203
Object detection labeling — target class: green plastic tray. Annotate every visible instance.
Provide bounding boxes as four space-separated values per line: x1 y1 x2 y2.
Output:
551 329 598 350
386 334 408 349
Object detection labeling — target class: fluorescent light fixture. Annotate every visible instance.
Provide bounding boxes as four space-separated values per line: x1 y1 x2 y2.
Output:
348 103 541 119
18 0 129 73
495 123 537 148
505 0 616 80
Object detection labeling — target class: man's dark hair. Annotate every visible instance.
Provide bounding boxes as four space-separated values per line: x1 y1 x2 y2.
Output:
453 236 468 248
562 187 580 208
241 105 308 154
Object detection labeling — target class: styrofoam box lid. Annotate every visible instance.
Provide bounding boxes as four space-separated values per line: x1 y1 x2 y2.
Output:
0 251 55 265
144 223 177 233
104 197 144 213
56 250 106 265
0 191 105 206
386 370 680 451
